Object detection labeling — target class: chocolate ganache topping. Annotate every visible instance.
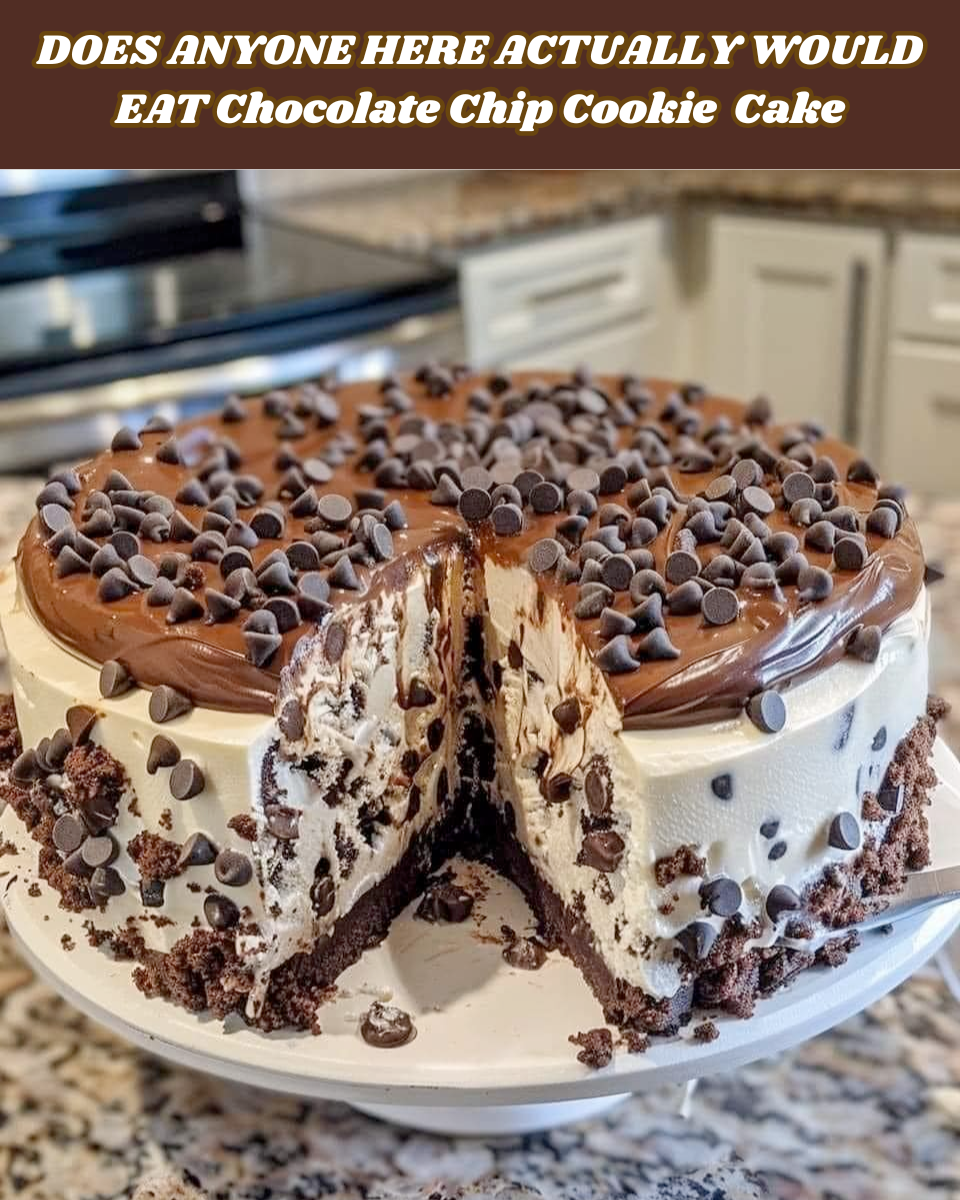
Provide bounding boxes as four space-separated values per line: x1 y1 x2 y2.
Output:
17 368 924 726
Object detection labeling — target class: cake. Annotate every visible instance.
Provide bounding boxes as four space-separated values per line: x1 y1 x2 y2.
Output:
0 365 944 1040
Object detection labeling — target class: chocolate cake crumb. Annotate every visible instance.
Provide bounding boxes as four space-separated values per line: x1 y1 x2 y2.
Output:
60 933 75 951
0 839 17 858
654 844 707 888
28 881 41 897
816 931 860 968
159 808 173 831
569 1027 614 1069
227 813 258 841
127 832 183 882
693 1019 719 1043
619 1028 649 1054
0 695 22 765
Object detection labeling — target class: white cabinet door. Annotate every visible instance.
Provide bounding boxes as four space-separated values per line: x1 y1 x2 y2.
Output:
884 343 960 493
504 315 659 378
701 216 886 444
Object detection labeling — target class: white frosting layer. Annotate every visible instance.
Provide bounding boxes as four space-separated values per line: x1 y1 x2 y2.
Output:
483 560 930 999
0 552 931 1011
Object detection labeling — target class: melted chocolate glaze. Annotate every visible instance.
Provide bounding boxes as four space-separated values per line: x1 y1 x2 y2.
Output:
17 373 924 726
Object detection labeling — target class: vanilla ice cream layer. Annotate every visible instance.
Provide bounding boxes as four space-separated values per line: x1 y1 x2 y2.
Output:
0 550 466 1018
483 560 930 1000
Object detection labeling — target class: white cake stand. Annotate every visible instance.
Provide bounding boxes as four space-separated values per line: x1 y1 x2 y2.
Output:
4 739 960 1136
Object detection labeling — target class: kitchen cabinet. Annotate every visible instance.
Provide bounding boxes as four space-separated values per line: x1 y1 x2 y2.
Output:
697 216 887 446
884 233 960 492
459 216 668 377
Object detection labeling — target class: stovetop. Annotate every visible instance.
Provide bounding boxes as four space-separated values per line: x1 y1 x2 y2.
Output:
0 214 456 396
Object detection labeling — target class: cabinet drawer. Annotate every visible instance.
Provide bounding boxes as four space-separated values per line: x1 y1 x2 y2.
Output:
460 217 661 366
883 343 960 492
893 233 960 343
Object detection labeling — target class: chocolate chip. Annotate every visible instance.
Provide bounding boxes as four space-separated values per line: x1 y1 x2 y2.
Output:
665 579 703 616
81 509 115 539
204 893 239 929
279 699 305 741
140 879 166 907
170 759 204 801
596 634 639 674
797 565 834 602
528 538 563 574
244 630 282 667
311 872 335 916
265 805 300 840
872 726 887 752
740 485 775 518
456 486 492 525
746 690 786 734
111 426 142 452
88 866 125 903
766 884 801 923
827 811 861 851
865 507 898 539
805 520 836 553
877 782 904 814
599 607 636 639
676 921 718 961
328 554 361 591
585 762 611 815
545 773 573 803
40 503 73 535
149 685 193 724
847 625 882 663
552 697 581 734
700 877 742 918
52 813 86 855
567 467 601 494
711 774 733 801
781 471 815 505
99 660 133 699
166 587 204 625
204 589 241 624
81 834 117 869
529 481 563 514
42 728 73 772
65 705 97 746
847 457 879 485
427 718 444 752
55 546 90 578
579 829 625 872
147 735 181 774
834 537 868 572
313 493 352 529
768 840 788 861
759 819 780 839
381 500 408 531
636 627 680 661
416 879 475 924
125 555 157 589
155 437 182 465
732 459 762 490
598 463 628 495
215 849 252 887
360 1001 416 1048
407 679 436 708
601 553 635 592
430 474 461 506
249 508 284 540
147 577 176 607
98 566 137 602
491 503 523 536
629 569 667 602
702 586 739 626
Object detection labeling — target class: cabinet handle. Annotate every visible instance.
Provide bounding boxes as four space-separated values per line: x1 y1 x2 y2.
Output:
527 271 625 309
842 261 868 444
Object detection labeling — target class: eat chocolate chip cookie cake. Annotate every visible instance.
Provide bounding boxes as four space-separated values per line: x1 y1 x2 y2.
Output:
0 365 945 1039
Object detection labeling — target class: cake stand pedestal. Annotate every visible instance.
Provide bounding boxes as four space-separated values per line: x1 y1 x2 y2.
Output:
4 739 960 1135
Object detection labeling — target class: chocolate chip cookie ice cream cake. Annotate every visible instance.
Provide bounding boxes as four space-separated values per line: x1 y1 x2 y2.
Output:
0 365 946 1039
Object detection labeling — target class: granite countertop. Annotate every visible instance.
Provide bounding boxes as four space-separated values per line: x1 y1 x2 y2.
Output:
265 170 960 259
1 480 959 1200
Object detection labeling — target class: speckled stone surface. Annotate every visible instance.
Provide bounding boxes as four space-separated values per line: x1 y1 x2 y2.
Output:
1 479 958 1200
